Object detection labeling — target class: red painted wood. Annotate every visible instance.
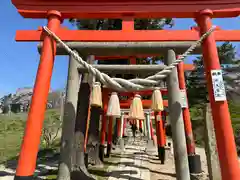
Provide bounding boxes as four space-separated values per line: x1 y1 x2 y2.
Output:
11 0 240 18
155 111 165 147
120 100 168 108
150 112 154 140
15 11 61 177
177 61 196 155
107 89 168 96
107 117 113 145
196 9 240 180
15 28 240 42
117 118 121 137
100 89 109 145
122 118 127 136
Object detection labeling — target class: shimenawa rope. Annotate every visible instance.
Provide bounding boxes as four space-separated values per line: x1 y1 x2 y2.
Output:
42 26 216 92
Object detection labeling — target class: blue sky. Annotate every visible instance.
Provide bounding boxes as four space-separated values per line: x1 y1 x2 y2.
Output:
0 1 240 97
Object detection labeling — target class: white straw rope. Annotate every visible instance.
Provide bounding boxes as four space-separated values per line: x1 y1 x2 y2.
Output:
42 26 216 92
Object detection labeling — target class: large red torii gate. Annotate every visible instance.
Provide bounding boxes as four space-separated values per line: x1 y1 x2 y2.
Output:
11 0 240 180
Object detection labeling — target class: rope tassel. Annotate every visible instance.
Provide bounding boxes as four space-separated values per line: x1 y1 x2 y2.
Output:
91 82 102 108
151 88 164 112
107 92 121 118
129 94 145 120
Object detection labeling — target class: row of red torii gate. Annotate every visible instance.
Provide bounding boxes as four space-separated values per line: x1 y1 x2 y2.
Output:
10 0 240 180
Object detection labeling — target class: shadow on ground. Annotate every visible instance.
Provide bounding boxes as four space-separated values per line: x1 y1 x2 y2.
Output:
0 149 59 178
104 161 176 178
89 169 145 180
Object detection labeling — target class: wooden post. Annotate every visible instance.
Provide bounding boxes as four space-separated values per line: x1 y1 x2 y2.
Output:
139 120 143 133
57 52 81 180
177 60 202 174
155 111 166 164
14 11 61 180
119 112 125 150
150 117 154 141
99 89 108 162
204 103 221 180
122 118 127 137
117 117 121 137
177 61 196 154
196 9 240 180
106 117 113 157
162 110 167 146
165 49 190 180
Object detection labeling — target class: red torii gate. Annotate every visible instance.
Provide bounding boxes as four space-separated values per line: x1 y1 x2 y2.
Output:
11 0 240 180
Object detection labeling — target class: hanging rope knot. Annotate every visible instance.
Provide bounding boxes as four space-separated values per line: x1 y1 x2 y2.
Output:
42 26 216 92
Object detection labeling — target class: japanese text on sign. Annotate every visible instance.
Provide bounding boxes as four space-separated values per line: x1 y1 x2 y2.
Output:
211 70 226 101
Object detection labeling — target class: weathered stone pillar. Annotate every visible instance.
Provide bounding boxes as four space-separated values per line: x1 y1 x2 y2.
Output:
204 103 221 180
165 49 190 180
145 112 155 153
57 52 80 180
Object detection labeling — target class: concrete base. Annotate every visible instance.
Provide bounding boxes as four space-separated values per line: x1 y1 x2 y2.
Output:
84 153 88 168
106 144 112 158
14 175 34 180
188 154 202 174
99 144 105 162
157 146 165 164
145 139 156 154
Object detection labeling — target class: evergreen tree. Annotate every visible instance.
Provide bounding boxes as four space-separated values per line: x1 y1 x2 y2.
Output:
69 18 174 65
187 42 239 106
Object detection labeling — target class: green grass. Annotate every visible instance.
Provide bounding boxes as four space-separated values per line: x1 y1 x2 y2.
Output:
0 117 25 163
46 175 57 180
0 109 61 163
189 102 240 146
0 107 114 180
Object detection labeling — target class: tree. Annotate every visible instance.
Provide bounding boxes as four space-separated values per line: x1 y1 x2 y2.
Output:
69 18 174 31
186 42 240 149
1 94 12 114
69 18 173 65
218 42 236 64
66 17 175 180
187 41 239 106
42 110 62 148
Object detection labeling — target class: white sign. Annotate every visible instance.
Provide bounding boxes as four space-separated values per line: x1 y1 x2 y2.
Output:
211 70 226 101
180 89 188 108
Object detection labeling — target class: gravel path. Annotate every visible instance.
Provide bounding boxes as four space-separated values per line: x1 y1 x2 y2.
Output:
107 136 151 180
148 138 209 180
106 128 210 180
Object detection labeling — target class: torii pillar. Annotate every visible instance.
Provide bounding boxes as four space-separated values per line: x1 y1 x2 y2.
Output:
165 49 190 180
196 9 240 180
177 61 202 174
14 11 62 180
